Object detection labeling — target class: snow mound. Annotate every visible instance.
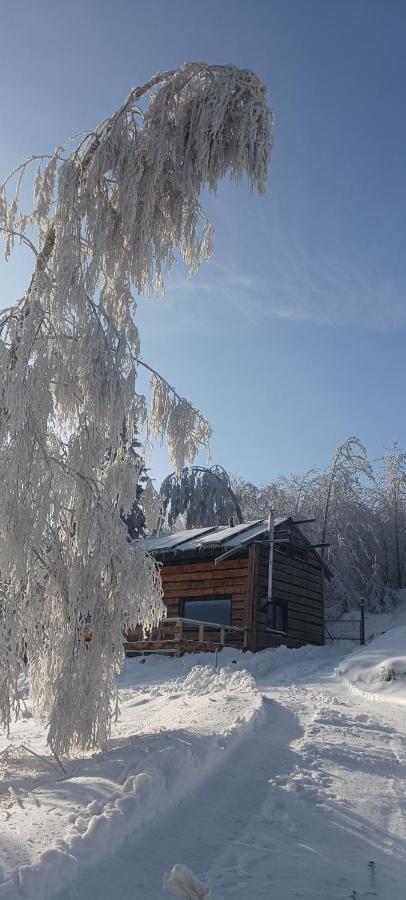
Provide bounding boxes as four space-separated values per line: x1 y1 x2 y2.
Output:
164 864 211 898
337 625 406 705
150 665 256 698
242 642 331 678
0 666 261 899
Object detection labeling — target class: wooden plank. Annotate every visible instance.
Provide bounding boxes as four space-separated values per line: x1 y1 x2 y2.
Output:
256 577 269 591
162 578 247 597
288 597 324 615
272 583 322 604
273 583 322 605
273 559 322 585
273 574 322 595
246 543 256 648
161 568 248 582
230 605 248 616
161 567 248 583
254 541 268 650
288 609 324 626
124 640 222 654
160 559 249 577
273 597 322 617
288 625 323 641
163 585 248 599
161 573 248 591
288 617 324 634
277 601 323 620
274 552 322 572
273 574 322 596
271 567 322 592
286 635 323 646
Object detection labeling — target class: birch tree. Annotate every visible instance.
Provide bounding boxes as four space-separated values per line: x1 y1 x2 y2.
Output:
0 63 273 753
373 442 406 590
318 438 373 556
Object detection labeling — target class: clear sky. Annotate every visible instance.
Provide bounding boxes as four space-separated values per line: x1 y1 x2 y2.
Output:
1 0 406 485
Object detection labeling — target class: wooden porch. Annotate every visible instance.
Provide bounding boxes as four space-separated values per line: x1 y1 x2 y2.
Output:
124 617 248 657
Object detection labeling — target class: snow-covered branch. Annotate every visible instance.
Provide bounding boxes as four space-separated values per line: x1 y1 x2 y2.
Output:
0 62 273 753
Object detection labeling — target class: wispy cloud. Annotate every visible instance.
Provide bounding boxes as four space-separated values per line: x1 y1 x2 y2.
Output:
158 236 406 334
259 237 406 331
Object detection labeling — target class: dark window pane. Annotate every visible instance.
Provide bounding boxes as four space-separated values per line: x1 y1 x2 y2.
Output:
183 597 231 626
267 601 288 633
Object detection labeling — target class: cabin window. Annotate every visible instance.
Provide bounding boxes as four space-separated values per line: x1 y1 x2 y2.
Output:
182 597 232 626
267 601 288 634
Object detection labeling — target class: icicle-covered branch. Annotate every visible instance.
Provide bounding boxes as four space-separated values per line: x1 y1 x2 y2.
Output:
0 62 273 753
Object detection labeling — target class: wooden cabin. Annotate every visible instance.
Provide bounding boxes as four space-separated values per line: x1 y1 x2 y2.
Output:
125 518 333 655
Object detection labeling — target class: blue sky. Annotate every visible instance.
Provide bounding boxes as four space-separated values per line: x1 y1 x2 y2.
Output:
1 0 406 485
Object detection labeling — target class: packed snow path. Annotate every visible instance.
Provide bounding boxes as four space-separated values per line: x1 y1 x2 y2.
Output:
56 649 406 900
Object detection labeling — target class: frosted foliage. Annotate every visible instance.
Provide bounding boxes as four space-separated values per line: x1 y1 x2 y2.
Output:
160 465 242 530
0 63 272 753
232 436 406 612
148 375 212 476
142 478 163 533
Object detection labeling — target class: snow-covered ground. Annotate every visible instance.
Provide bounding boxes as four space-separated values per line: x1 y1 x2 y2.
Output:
338 625 406 706
1 612 405 899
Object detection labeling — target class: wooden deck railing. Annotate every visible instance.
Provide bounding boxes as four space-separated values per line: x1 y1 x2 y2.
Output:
124 617 248 655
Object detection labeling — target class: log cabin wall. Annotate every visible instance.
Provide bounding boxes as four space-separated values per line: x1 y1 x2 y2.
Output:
254 542 273 650
143 519 327 652
159 553 256 648
254 523 325 649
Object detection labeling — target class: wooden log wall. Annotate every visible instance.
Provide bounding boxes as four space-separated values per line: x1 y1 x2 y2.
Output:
127 526 325 652
254 526 325 649
254 542 272 650
159 555 254 648
273 554 324 646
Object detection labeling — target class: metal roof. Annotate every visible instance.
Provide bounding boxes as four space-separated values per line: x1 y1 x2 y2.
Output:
141 517 333 579
142 517 290 555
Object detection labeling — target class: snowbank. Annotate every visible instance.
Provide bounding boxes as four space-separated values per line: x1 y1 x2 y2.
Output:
337 625 406 706
0 666 261 899
149 664 257 698
119 643 336 692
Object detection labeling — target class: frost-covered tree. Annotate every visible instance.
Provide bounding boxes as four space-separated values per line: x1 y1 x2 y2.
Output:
371 442 406 590
159 464 243 530
317 438 373 555
232 439 381 612
275 468 321 517
119 437 149 539
230 475 285 520
230 437 406 612
0 63 273 753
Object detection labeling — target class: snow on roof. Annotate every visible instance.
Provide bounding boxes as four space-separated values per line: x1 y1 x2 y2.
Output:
141 526 218 553
143 517 290 555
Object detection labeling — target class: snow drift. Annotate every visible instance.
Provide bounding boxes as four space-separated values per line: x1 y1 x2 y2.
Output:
337 625 406 706
0 665 261 899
